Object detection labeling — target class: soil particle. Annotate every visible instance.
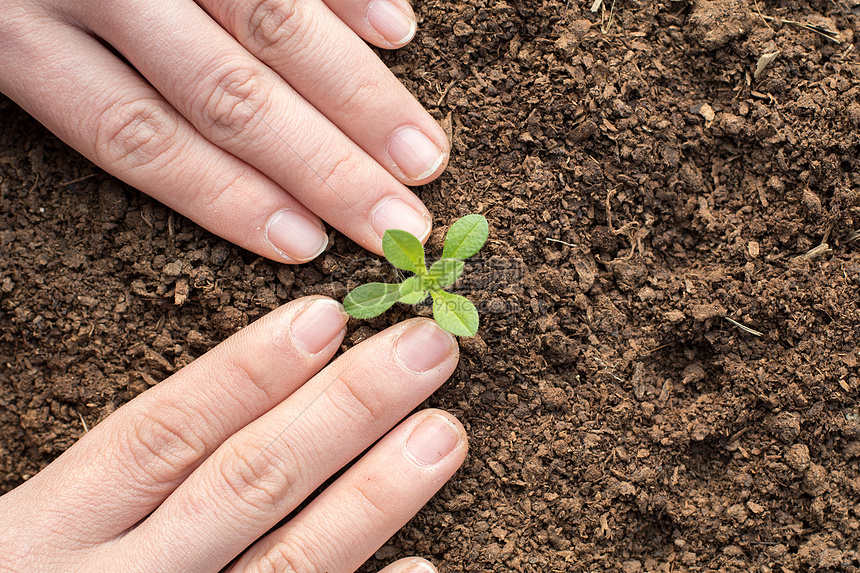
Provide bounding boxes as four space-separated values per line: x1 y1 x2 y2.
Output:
211 306 248 334
610 259 648 292
540 331 578 365
688 0 753 49
97 180 128 223
785 443 811 473
771 412 802 444
803 463 828 497
690 302 727 321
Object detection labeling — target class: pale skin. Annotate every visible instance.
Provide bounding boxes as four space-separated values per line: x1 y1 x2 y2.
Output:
0 298 468 572
0 0 464 571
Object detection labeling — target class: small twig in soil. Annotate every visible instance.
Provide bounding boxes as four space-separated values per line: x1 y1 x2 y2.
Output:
547 237 576 248
755 13 841 43
848 229 860 243
77 411 89 433
436 80 457 107
751 91 779 106
28 173 40 194
799 243 831 260
642 343 672 356
837 44 854 61
600 0 618 34
140 208 153 229
727 426 750 446
821 223 833 246
605 187 638 239
603 187 650 261
593 356 624 382
724 317 764 337
62 173 98 186
752 0 774 32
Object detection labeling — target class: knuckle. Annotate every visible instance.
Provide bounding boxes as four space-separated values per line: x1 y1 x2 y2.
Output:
93 97 180 171
254 542 315 573
123 408 208 487
223 356 281 406
353 476 394 520
333 73 384 115
330 368 385 424
243 0 300 55
182 171 245 215
303 145 373 207
197 64 270 143
291 125 377 213
216 442 295 515
318 152 356 188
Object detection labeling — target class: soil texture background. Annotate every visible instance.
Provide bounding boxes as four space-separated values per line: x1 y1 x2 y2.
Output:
2 0 860 571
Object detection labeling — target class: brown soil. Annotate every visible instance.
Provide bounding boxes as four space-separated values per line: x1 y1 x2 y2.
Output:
2 0 860 571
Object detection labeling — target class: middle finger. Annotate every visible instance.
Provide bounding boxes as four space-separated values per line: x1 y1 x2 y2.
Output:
69 0 435 251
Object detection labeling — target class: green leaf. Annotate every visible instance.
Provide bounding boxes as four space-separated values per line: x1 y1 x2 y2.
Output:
382 229 426 275
426 259 465 289
431 290 479 336
398 276 428 305
441 214 489 260
344 283 400 319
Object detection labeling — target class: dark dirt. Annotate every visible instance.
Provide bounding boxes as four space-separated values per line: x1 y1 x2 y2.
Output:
2 0 860 571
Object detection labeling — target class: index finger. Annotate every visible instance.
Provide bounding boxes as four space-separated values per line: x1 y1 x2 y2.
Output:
202 0 450 185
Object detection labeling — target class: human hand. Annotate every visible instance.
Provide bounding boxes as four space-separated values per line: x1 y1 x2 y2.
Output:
0 297 466 572
1 0 448 263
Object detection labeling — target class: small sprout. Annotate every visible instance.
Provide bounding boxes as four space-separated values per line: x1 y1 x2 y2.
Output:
344 214 489 336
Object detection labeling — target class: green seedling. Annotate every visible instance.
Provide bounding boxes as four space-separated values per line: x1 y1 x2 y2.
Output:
344 214 489 336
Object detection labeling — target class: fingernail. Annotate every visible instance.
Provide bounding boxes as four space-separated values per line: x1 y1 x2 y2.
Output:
367 0 416 45
371 197 432 241
291 299 348 354
406 414 460 466
388 127 445 181
266 209 328 262
399 559 436 573
395 321 456 373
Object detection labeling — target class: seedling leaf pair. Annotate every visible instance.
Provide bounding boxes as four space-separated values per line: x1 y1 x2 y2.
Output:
342 283 400 319
442 214 489 259
343 214 488 336
382 230 425 274
432 290 479 337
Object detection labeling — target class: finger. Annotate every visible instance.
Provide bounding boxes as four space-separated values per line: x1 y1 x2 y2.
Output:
74 0 438 248
112 319 459 572
378 557 438 573
325 0 419 49
0 14 330 263
228 410 467 573
201 0 450 184
9 297 347 542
